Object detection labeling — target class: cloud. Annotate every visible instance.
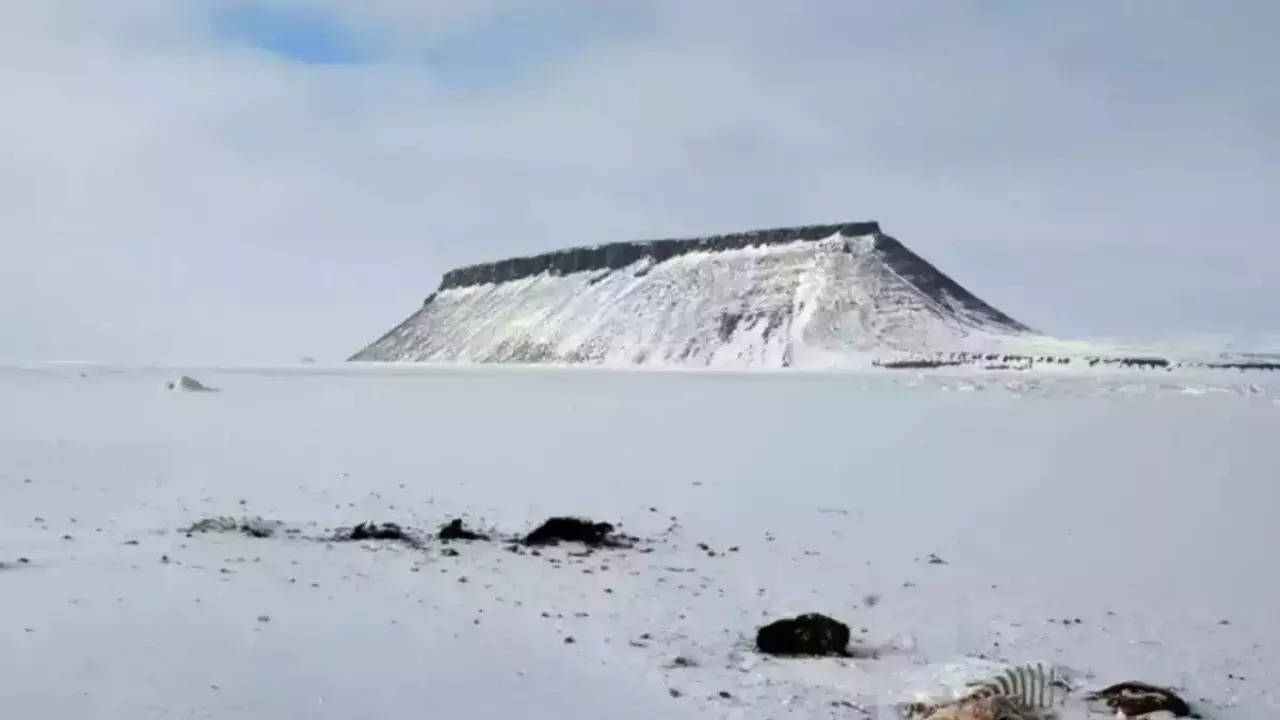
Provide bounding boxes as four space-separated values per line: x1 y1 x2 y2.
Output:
2 1 1277 362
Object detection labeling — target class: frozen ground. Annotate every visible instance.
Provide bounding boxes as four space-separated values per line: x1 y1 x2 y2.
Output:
1 363 1277 719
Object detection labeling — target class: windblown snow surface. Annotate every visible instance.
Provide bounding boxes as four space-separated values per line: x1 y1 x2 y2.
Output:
2 363 1278 719
352 223 1062 366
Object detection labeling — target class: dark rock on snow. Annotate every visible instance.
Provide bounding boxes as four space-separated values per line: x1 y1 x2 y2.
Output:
239 517 280 538
756 613 852 657
523 517 633 547
349 522 407 541
340 521 421 547
1084 682 1196 718
438 518 489 542
183 516 279 538
184 517 239 534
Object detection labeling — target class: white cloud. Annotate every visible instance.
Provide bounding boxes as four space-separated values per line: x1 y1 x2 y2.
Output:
2 1 1277 362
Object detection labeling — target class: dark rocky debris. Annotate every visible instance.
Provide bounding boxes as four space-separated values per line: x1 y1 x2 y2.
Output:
523 517 635 548
756 613 852 657
337 521 422 548
874 358 965 370
438 518 489 542
870 350 1280 374
1084 682 1197 718
184 516 238 534
1086 356 1171 369
239 517 280 538
183 516 280 539
875 352 1072 370
1204 361 1280 371
349 522 406 541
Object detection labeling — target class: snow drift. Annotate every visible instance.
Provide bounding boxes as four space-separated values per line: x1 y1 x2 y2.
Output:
351 222 1042 366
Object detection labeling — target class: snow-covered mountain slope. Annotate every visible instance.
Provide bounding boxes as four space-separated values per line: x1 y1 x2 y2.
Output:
2 363 1277 719
352 222 1045 366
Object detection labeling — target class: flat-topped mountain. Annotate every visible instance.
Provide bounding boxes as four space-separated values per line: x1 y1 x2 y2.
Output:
351 221 1051 367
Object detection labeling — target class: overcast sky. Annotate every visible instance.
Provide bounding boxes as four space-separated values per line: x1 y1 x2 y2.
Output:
3 1 1277 362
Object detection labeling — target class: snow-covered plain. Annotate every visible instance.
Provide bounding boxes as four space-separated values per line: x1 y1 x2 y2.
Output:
2 363 1278 719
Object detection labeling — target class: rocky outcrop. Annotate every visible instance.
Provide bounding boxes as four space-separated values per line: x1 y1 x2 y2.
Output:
437 222 882 290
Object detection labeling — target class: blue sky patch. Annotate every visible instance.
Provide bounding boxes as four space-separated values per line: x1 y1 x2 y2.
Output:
214 4 367 64
210 2 655 85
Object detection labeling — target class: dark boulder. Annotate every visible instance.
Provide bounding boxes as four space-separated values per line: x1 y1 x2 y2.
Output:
1084 682 1195 718
438 518 489 542
523 517 631 547
349 522 405 541
756 613 851 657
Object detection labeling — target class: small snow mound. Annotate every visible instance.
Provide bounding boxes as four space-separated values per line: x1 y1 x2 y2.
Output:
167 375 218 392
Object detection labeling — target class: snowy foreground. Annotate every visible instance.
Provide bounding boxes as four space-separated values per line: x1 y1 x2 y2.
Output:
2 363 1278 719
